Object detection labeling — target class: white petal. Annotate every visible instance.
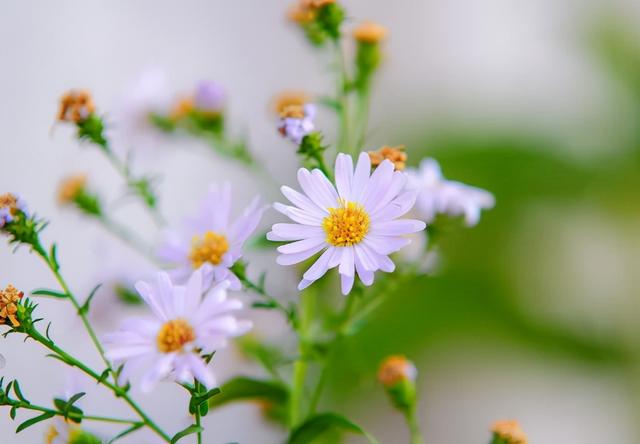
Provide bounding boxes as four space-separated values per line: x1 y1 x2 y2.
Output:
140 354 175 393
281 186 327 218
335 153 354 201
371 190 417 222
340 274 355 295
297 168 336 209
355 256 374 286
276 243 326 265
183 269 203 316
370 219 426 236
352 152 372 201
302 246 336 281
363 235 411 255
311 169 340 207
274 202 323 225
362 160 395 211
277 237 327 254
338 246 355 277
269 223 325 241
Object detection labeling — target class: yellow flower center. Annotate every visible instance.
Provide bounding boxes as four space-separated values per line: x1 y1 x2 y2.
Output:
189 231 229 268
157 318 195 353
322 201 370 247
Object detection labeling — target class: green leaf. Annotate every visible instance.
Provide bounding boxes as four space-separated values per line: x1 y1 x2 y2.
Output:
12 380 29 404
108 422 144 443
170 424 203 443
49 244 60 271
31 288 67 299
16 411 55 433
287 413 378 444
80 284 102 315
54 392 85 422
188 388 221 415
209 377 288 410
9 406 17 419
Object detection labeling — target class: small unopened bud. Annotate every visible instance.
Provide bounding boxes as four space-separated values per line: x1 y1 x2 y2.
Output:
57 174 88 205
368 145 407 171
378 355 418 412
58 90 96 123
353 21 387 44
171 97 195 121
491 420 528 444
272 91 311 116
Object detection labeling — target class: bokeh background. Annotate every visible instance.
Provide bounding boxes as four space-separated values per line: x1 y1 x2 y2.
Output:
2 0 640 442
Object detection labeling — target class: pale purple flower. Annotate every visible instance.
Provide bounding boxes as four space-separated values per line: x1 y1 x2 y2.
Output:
0 194 27 228
406 158 495 226
111 68 174 155
158 183 266 291
104 270 251 392
268 152 426 295
194 80 225 113
278 103 316 144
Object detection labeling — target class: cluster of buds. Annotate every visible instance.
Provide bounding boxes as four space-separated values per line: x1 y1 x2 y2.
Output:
0 285 24 328
275 91 317 145
288 0 345 45
57 174 102 217
57 90 95 124
353 21 388 91
368 145 407 171
58 90 107 149
0 193 27 229
491 420 528 444
378 355 418 412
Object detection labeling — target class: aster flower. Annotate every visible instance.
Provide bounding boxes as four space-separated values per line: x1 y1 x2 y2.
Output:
278 103 316 145
104 270 251 392
353 21 388 44
0 285 24 328
194 80 225 114
268 152 426 294
406 158 495 227
377 355 417 388
0 193 27 228
158 183 266 290
368 145 407 171
57 90 96 123
111 68 173 155
491 420 528 444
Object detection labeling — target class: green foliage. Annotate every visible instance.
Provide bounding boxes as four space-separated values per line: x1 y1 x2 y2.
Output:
76 114 107 149
73 189 103 217
208 376 289 413
114 284 142 305
315 3 345 41
53 392 86 423
170 424 204 443
286 413 378 444
353 42 382 92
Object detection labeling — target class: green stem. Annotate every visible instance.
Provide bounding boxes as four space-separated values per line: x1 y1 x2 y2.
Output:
233 266 292 323
354 88 371 152
289 290 314 428
13 401 139 425
405 407 425 444
334 40 351 154
194 380 203 444
34 244 112 378
29 328 172 442
97 215 159 264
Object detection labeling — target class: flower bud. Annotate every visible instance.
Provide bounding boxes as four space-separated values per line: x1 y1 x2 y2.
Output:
194 80 225 114
378 355 417 412
288 0 344 45
0 285 24 328
353 22 387 91
0 193 27 229
353 21 387 44
491 420 528 444
57 175 102 217
57 90 96 123
368 145 407 171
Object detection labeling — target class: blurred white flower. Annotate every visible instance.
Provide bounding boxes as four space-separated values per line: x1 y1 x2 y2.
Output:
406 158 495 226
104 270 251 392
268 152 426 295
110 68 174 156
158 183 266 290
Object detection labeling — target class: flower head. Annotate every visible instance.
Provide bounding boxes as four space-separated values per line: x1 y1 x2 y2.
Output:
368 145 407 171
278 103 316 145
353 21 388 44
0 285 24 328
268 152 426 294
158 183 266 291
0 193 27 228
57 90 95 123
288 0 336 24
406 158 495 226
273 90 311 115
491 420 528 444
57 174 88 205
377 355 417 388
194 80 225 114
104 270 251 392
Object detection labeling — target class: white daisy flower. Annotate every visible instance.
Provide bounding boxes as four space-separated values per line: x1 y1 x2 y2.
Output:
268 152 426 295
104 270 251 392
158 183 266 291
406 158 495 226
